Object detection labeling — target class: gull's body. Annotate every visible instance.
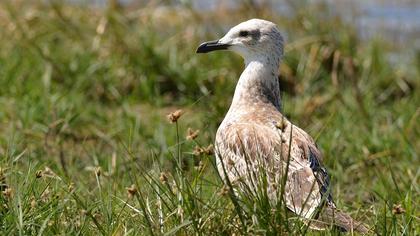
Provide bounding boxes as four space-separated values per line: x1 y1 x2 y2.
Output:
197 19 368 233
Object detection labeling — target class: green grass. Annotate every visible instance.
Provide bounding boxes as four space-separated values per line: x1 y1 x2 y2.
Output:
0 1 419 235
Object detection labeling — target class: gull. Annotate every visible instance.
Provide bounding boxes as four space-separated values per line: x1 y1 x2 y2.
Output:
196 19 368 233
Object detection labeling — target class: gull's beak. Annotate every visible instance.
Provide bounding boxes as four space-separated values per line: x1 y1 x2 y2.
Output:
196 39 230 53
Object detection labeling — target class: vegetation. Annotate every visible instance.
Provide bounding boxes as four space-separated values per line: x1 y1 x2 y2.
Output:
0 1 418 235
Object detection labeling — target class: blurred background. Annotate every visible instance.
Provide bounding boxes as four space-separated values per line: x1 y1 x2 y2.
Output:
0 0 418 234
90 0 420 48
0 0 418 167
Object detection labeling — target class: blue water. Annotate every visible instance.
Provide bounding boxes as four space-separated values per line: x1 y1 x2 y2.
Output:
357 3 420 45
69 0 420 49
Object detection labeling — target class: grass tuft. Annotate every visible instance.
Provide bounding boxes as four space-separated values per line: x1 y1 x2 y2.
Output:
0 0 418 235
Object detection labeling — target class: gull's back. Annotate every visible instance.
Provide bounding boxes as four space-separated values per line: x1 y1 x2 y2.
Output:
215 96 329 218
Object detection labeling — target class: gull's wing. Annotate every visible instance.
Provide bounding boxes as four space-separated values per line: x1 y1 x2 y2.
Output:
308 145 334 206
215 121 335 218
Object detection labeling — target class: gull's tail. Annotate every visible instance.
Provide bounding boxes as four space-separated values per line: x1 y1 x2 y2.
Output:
311 206 369 234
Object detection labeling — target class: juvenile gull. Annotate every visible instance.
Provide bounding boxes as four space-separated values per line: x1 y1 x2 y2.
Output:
196 19 368 233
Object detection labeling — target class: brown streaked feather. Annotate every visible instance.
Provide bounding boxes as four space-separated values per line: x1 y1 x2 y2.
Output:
215 111 369 232
215 110 330 218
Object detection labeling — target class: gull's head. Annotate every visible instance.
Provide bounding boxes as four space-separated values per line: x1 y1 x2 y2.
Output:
196 19 284 62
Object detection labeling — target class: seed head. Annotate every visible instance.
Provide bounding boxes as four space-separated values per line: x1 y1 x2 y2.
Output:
167 109 183 123
193 146 204 156
392 204 405 215
126 184 138 199
275 119 287 132
2 187 12 198
159 172 168 184
35 170 43 178
94 167 101 177
203 144 214 155
186 128 200 140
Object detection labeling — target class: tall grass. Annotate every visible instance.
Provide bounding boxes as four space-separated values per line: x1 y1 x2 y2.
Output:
0 0 418 235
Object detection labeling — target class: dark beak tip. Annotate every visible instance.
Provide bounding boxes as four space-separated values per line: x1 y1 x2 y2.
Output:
196 42 210 53
195 40 229 54
195 45 204 54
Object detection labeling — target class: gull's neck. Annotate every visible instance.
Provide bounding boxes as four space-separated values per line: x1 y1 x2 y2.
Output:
229 54 282 113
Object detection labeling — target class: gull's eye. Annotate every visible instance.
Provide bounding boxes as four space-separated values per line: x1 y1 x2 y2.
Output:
239 30 249 37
